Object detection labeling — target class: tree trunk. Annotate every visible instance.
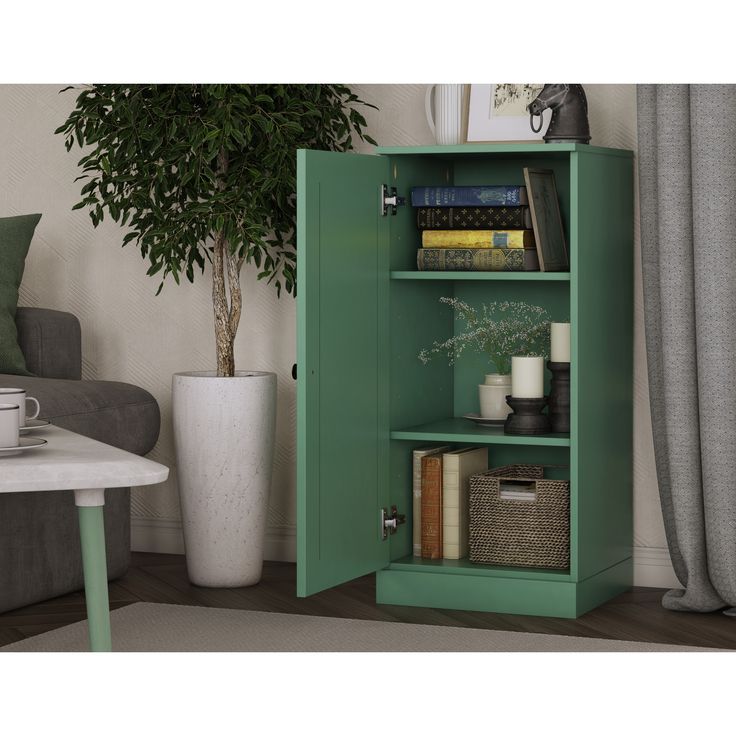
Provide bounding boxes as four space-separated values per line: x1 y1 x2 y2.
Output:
212 231 235 376
212 146 241 377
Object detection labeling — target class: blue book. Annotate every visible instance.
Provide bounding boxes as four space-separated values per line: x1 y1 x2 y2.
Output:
411 185 528 207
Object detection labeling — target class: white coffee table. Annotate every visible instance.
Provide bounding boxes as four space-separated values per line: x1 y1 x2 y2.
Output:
0 424 169 651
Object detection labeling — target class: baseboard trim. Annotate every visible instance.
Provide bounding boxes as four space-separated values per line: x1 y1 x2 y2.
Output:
131 519 677 590
633 545 680 589
263 525 297 562
131 517 297 562
131 518 185 555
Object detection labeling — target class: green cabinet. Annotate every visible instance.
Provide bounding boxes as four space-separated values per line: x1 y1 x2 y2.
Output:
297 143 634 618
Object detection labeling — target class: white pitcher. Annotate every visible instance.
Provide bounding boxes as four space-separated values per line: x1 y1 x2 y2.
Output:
425 84 465 145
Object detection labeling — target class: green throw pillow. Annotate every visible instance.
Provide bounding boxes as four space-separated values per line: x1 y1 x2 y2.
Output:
0 213 42 375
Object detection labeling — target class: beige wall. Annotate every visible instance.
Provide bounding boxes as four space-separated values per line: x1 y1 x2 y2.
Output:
0 84 676 586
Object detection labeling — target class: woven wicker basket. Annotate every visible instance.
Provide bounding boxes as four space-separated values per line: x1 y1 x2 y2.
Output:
469 464 570 569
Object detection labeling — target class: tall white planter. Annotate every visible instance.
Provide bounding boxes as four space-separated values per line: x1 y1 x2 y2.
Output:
172 371 277 587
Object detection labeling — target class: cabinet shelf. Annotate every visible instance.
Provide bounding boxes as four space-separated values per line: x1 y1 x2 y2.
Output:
376 143 633 158
391 271 571 281
388 555 571 581
390 417 570 447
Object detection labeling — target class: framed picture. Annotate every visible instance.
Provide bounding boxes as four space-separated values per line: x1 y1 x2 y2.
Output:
466 84 551 143
523 168 569 272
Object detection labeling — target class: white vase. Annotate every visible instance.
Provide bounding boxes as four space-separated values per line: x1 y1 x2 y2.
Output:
425 84 465 145
172 370 277 587
478 374 512 420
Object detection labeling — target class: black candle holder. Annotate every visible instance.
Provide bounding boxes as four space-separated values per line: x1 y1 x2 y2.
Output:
503 395 551 436
547 361 570 434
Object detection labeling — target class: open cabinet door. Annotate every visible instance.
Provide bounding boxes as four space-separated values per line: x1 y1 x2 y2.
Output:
297 149 391 597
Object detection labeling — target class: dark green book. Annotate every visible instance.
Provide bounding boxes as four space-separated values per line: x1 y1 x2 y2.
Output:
416 206 532 230
416 247 540 272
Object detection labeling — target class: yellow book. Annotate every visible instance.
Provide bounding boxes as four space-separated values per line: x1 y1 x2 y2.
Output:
421 230 535 249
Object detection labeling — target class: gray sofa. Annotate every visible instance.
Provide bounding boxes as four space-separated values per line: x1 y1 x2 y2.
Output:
0 307 161 613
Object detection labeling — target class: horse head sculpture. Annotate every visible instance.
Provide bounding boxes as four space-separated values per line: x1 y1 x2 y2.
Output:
528 84 591 144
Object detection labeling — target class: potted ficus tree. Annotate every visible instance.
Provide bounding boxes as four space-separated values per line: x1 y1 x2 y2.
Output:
57 84 377 587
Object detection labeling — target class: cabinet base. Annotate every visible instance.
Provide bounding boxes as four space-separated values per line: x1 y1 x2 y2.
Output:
376 557 632 619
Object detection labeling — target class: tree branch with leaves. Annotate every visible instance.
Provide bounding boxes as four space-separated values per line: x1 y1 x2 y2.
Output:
56 84 377 375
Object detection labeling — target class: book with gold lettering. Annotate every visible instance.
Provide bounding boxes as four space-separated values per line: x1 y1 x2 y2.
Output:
421 454 443 560
411 185 527 207
417 247 540 272
421 230 535 249
412 445 450 556
416 206 532 230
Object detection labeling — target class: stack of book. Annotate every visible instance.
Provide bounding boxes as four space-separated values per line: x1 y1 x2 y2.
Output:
413 446 489 560
411 185 540 272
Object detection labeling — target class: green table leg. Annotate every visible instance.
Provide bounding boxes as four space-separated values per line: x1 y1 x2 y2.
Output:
75 490 111 652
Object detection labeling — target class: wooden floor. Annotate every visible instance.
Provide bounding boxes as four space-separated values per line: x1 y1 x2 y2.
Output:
1 552 734 650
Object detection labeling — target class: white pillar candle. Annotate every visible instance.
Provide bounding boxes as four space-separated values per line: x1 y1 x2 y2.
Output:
551 322 571 363
511 356 544 398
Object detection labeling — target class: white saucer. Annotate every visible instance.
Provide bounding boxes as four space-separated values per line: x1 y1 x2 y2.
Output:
463 413 506 427
0 437 48 456
19 418 51 434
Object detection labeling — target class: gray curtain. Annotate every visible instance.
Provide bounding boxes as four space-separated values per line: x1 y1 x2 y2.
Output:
637 84 736 614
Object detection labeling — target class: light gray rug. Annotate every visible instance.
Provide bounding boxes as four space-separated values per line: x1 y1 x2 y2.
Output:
0 603 722 652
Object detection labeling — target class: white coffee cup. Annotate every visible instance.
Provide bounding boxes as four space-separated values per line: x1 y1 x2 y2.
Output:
0 403 20 448
0 388 40 428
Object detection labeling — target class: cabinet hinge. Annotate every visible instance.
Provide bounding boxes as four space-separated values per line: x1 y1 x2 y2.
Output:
381 184 405 216
381 505 406 540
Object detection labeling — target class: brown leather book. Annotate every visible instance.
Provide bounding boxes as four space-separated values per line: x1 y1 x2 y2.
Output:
421 454 443 559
